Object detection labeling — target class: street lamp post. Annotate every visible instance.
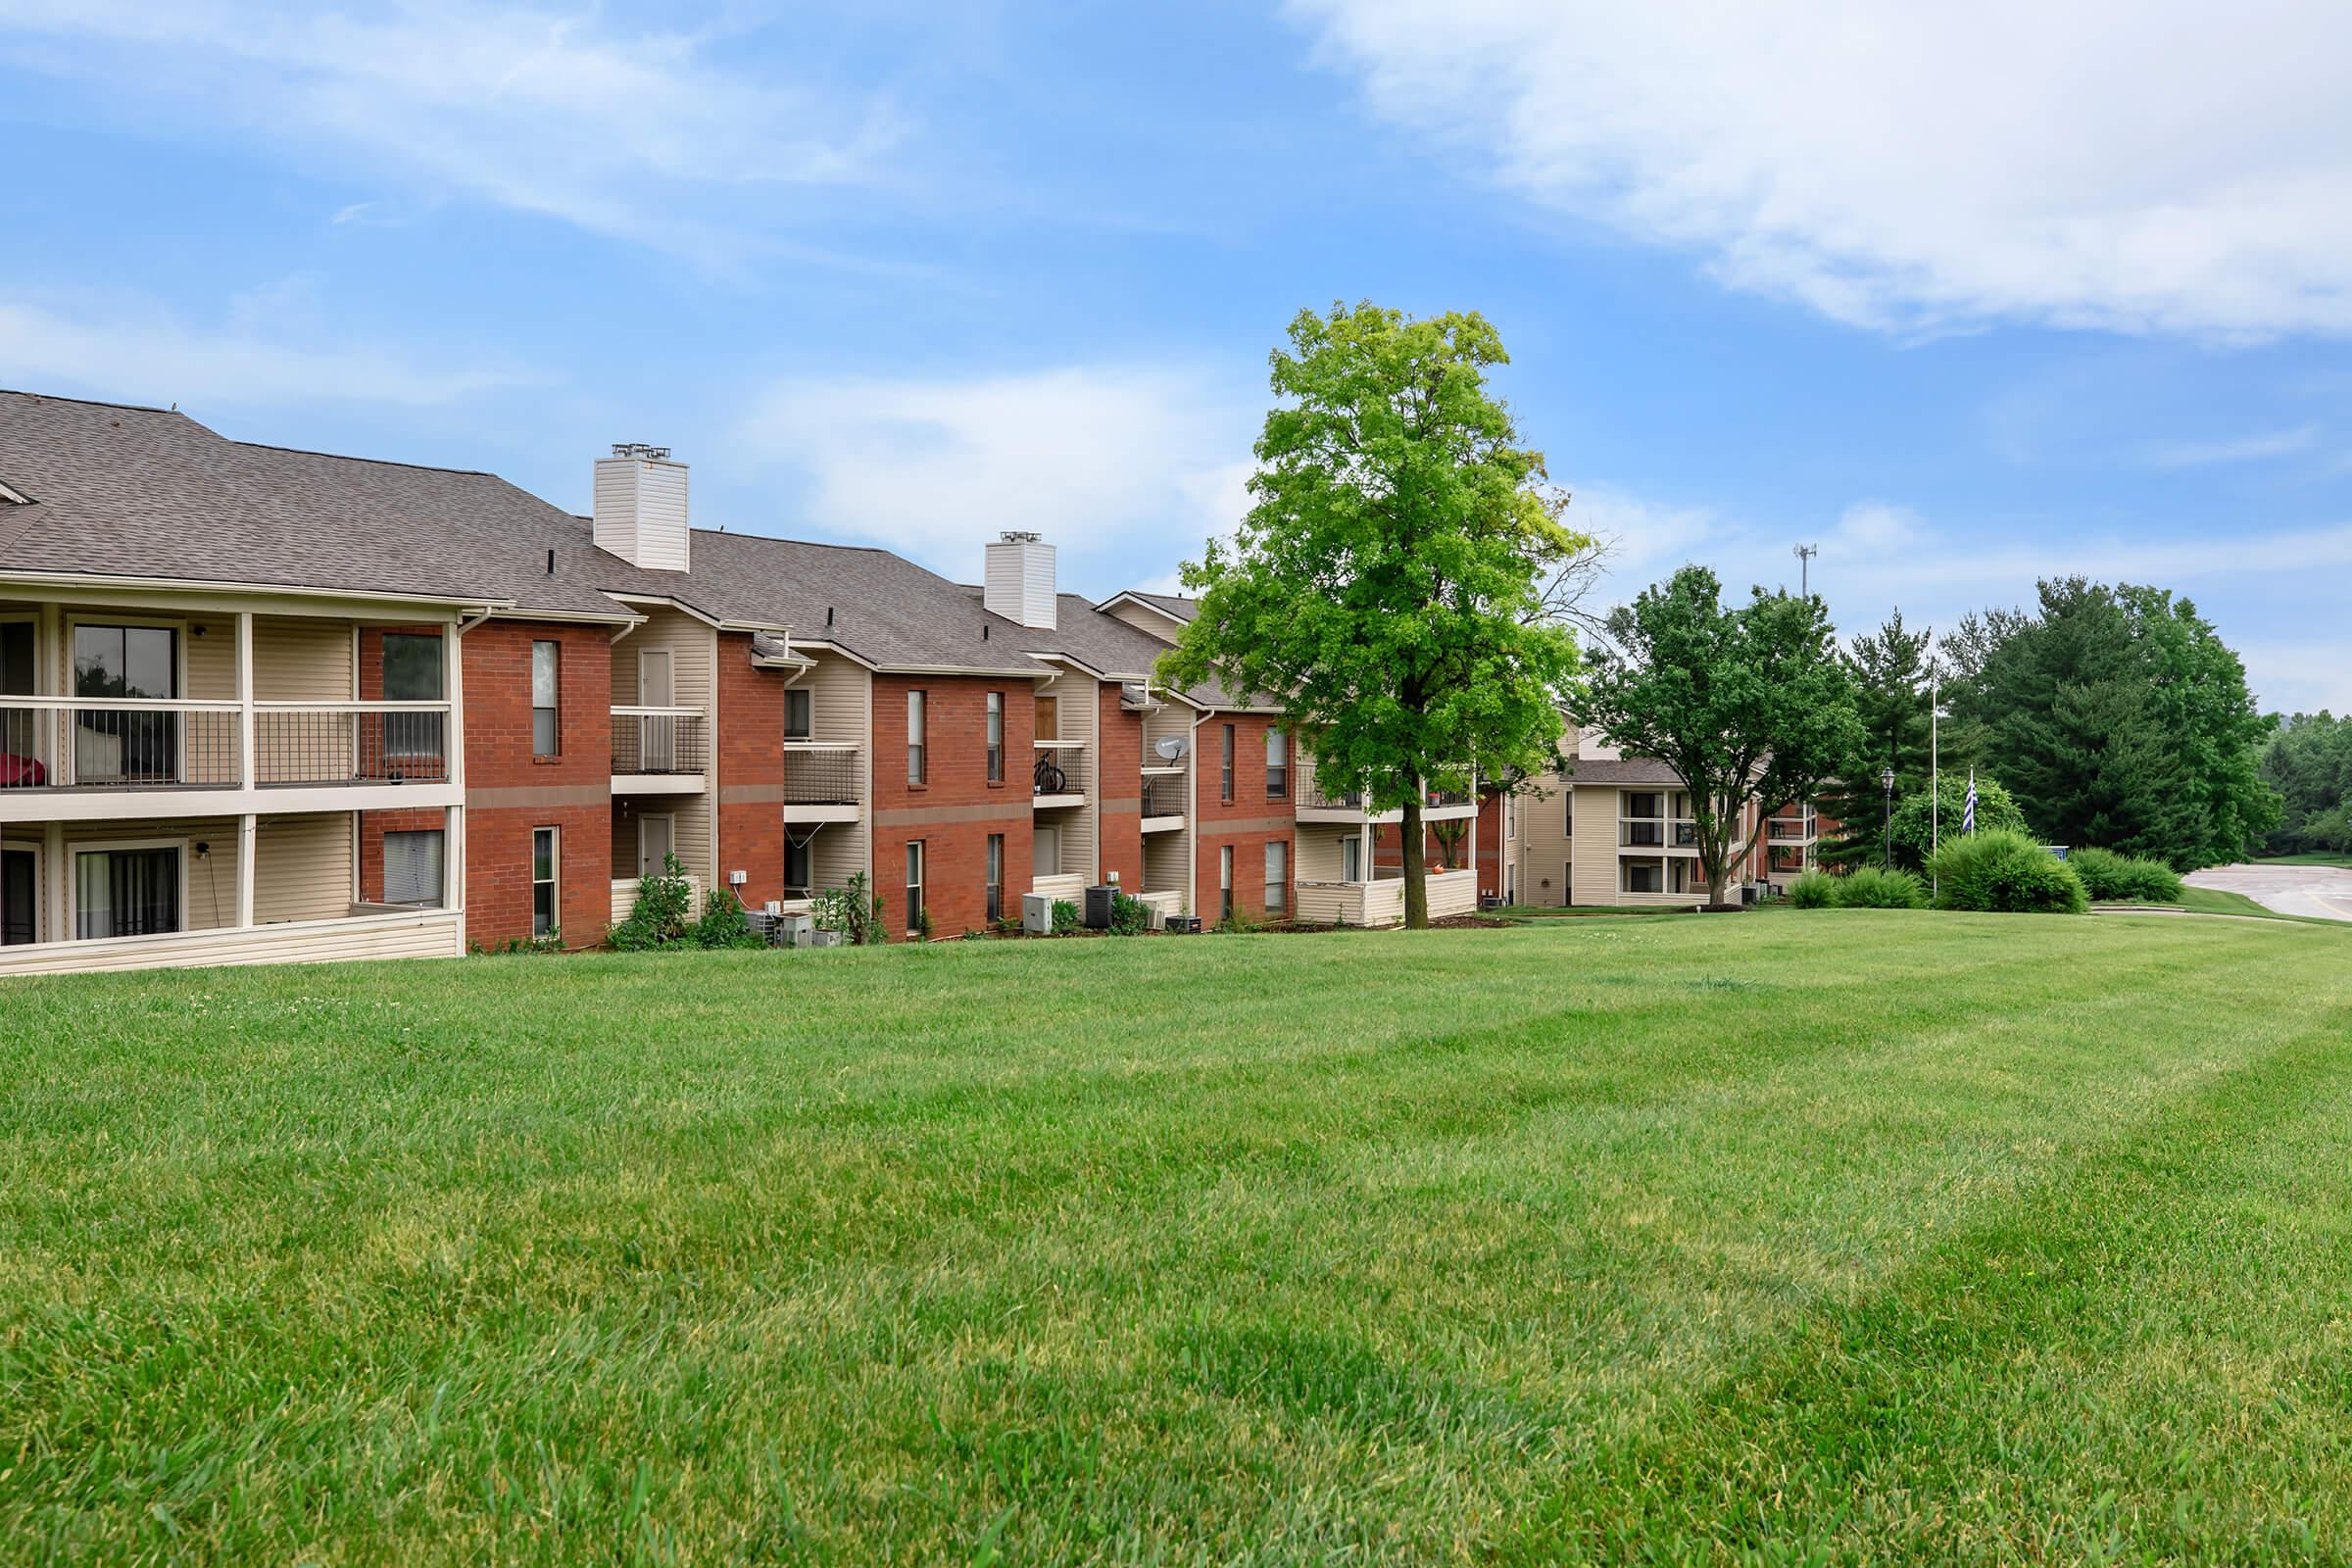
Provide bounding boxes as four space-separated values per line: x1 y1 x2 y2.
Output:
1881 765 1896 871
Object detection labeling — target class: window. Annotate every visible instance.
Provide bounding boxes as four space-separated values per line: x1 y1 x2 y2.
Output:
1219 844 1235 921
986 692 1004 784
784 687 813 741
531 641 561 758
906 690 926 785
638 813 675 880
382 632 444 763
1220 723 1235 803
905 840 924 933
1622 858 1664 895
1622 790 1664 848
784 835 811 898
74 845 180 939
1564 791 1575 835
383 829 444 906
1265 728 1288 799
1343 836 1363 882
74 623 178 784
1265 840 1289 915
986 834 1004 922
531 827 559 937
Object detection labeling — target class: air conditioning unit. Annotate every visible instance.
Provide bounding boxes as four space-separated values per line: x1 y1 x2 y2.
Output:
1021 892 1054 935
775 911 814 948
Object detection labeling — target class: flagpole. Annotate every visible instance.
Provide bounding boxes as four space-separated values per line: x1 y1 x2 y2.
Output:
1931 669 1939 902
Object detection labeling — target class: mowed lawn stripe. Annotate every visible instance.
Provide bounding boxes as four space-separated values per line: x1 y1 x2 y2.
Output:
0 913 2347 1562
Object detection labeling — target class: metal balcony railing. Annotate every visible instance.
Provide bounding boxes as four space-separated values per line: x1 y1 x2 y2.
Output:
1034 742 1086 798
1426 787 1475 808
1620 819 1664 847
1299 768 1365 810
1142 777 1186 818
0 699 241 789
784 744 861 805
256 704 450 785
612 708 707 774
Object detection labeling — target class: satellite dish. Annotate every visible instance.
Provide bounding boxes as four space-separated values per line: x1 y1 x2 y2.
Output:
1153 736 1190 761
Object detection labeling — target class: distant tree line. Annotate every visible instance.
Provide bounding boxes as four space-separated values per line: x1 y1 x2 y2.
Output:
2260 711 2352 854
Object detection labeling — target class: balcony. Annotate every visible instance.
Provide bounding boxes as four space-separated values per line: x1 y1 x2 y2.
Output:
612 708 707 792
784 743 862 823
1142 775 1186 830
1620 817 1700 850
0 699 456 821
1297 763 1477 823
1769 813 1818 844
1034 742 1086 808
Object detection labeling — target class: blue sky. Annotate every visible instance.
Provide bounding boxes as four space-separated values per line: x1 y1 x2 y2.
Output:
4 1 2348 712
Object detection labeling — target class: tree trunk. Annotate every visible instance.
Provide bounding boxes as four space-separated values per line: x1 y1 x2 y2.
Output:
1401 795 1428 929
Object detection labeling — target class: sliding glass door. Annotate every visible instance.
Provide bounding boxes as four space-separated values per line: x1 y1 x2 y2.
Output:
74 846 181 940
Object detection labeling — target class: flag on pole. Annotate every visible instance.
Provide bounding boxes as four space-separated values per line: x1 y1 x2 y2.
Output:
1964 770 1977 834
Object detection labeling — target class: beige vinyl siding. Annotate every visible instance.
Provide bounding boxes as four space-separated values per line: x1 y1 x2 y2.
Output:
1294 879 1363 925
1037 673 1098 881
60 817 236 931
1294 826 1353 882
1102 601 1183 641
1569 786 1626 907
611 607 714 713
0 908 461 975
801 653 869 746
1516 772 1576 906
251 616 358 700
253 812 356 924
1139 702 1194 907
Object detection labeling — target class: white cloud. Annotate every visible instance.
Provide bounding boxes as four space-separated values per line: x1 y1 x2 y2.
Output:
0 0 906 259
2143 423 2319 468
735 366 1257 572
0 293 540 406
1292 1 2352 337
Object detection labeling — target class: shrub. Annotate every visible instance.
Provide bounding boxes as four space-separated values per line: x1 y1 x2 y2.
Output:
692 887 768 950
1831 865 1929 909
811 873 886 946
609 853 696 950
1051 900 1081 935
1784 869 1838 908
2069 846 2185 904
1930 830 2088 914
1107 892 1152 936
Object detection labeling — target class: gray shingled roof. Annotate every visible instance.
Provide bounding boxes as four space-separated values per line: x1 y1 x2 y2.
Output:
1556 756 1690 786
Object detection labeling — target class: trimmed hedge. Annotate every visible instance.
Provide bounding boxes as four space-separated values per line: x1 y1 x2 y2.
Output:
2069 846 2185 904
1929 830 2088 914
1833 865 1930 909
1785 869 1838 908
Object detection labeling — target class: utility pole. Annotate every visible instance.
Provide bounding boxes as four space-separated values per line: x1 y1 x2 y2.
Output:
1792 543 1819 598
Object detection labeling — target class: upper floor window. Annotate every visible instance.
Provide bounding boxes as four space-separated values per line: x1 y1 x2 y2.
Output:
784 687 812 741
1220 723 1235 803
1265 727 1289 799
986 691 1004 783
906 690 927 785
531 640 560 758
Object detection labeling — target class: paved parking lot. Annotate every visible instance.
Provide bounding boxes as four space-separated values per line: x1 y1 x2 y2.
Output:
2187 862 2352 923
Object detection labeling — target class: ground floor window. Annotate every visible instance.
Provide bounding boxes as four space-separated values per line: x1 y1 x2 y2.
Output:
74 844 180 939
384 829 444 906
986 834 1004 922
1219 845 1234 922
905 840 925 934
2 845 35 945
1342 835 1363 883
1621 857 1664 895
1264 840 1289 915
531 827 559 938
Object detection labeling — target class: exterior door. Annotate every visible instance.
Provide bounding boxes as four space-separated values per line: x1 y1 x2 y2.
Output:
639 813 675 880
638 650 675 772
73 623 177 785
1032 823 1059 878
2 846 35 945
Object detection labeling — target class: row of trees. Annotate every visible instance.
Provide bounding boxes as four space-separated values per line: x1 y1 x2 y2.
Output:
2261 711 2352 854
1161 300 2279 923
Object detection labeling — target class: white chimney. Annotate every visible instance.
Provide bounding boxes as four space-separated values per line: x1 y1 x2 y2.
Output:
983 530 1056 629
593 443 690 572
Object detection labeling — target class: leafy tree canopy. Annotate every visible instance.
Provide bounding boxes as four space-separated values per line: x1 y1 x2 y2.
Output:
1157 302 1588 927
1820 607 1936 866
1576 564 1862 908
1944 578 2278 869
2260 710 2352 855
1884 772 2030 873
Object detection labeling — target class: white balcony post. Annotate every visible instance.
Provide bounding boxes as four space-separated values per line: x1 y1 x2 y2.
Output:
235 812 257 929
235 611 255 789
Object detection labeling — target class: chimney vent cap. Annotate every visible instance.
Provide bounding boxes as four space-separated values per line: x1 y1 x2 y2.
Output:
611 442 671 461
999 529 1042 543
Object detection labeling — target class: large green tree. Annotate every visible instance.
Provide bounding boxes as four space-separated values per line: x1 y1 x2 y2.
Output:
1157 302 1587 928
2259 711 2352 854
1577 565 1862 909
1945 578 2278 868
1820 608 1936 867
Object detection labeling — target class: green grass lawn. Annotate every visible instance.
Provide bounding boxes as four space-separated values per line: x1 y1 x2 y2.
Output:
6 912 2352 1563
2258 852 2352 868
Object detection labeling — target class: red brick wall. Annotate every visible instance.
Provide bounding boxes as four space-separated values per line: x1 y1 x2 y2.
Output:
871 673 1033 940
715 632 789 909
1195 712 1295 921
358 619 613 949
1097 681 1144 895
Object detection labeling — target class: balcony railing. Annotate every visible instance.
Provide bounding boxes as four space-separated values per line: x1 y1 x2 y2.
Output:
1034 742 1086 799
1620 817 1700 848
1142 777 1186 818
256 703 449 785
1426 787 1475 808
1299 768 1365 810
784 744 861 806
612 708 707 775
1 699 242 789
1769 815 1818 843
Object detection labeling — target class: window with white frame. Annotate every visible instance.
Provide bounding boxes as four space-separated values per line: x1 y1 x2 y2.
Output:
531 641 561 758
906 690 927 785
531 827 559 938
74 843 182 939
784 687 812 741
1264 839 1289 914
383 829 444 906
905 840 925 933
986 692 1004 784
1265 728 1288 799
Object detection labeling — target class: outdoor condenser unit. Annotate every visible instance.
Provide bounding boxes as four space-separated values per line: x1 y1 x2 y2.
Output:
1021 892 1054 935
